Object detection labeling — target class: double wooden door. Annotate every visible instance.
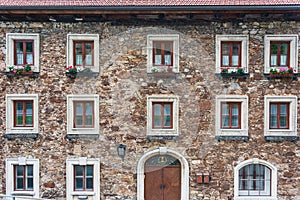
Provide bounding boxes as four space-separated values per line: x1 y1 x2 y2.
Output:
144 155 181 200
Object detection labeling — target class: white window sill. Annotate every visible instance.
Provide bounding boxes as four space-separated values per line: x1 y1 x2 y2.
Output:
235 197 277 200
216 129 248 136
71 191 95 196
11 191 35 196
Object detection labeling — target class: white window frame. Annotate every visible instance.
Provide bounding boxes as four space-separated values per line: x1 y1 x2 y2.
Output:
215 95 248 137
6 33 40 72
67 34 100 73
234 158 277 200
215 35 249 73
6 94 39 135
264 96 297 137
264 35 298 73
6 157 39 198
147 34 179 73
147 95 179 136
66 157 100 200
67 95 99 135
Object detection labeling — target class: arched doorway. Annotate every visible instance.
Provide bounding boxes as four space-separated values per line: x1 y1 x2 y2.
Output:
144 155 181 200
137 147 189 200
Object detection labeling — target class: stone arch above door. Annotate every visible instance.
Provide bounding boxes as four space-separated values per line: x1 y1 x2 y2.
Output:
137 147 189 200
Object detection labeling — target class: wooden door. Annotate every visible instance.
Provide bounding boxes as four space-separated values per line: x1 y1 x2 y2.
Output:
144 155 181 200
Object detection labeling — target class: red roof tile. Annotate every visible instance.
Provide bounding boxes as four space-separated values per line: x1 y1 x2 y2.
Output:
0 0 299 7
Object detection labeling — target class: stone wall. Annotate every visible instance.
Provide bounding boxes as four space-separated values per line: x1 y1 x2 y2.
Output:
0 14 299 199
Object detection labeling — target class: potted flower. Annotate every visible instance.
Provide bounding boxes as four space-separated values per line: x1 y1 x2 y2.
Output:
150 66 175 78
66 66 95 78
269 67 295 77
65 65 78 78
8 64 33 75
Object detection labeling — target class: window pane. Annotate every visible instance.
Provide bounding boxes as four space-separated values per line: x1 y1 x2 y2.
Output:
222 104 229 114
155 55 162 65
222 56 229 66
153 104 162 127
26 54 33 65
233 43 239 55
280 43 288 54
16 178 24 189
280 116 287 127
76 103 83 126
75 178 83 190
232 116 238 127
27 165 33 176
232 55 239 66
86 178 93 190
280 55 287 66
231 104 239 115
85 43 93 65
26 102 33 125
16 166 24 176
26 42 33 52
17 54 24 65
86 166 93 176
222 116 229 127
75 43 83 65
271 55 278 66
222 44 229 54
271 44 278 54
75 166 83 176
27 178 33 190
16 102 24 125
86 103 93 126
164 55 171 65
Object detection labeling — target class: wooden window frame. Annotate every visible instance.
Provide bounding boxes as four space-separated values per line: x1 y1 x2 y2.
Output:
239 164 271 196
13 100 34 127
221 41 242 67
221 102 241 129
152 102 173 129
269 102 289 129
270 41 290 67
152 41 173 66
73 41 94 67
14 165 34 191
74 165 94 191
13 40 34 66
73 101 94 128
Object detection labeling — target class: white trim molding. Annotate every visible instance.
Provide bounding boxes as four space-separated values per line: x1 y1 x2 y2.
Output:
6 33 40 72
215 95 248 137
215 35 249 73
264 35 298 73
67 34 100 73
6 94 39 135
147 34 180 73
234 158 277 200
147 95 179 136
67 95 100 136
6 157 40 198
264 95 297 137
137 147 189 200
66 157 100 200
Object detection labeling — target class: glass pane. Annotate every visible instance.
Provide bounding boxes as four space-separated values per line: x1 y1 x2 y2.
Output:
76 55 83 65
270 104 277 115
280 104 287 115
27 165 33 176
85 55 92 65
86 166 93 176
17 54 24 65
232 104 239 115
164 104 171 115
16 42 23 53
16 102 24 125
164 116 171 126
85 43 93 65
222 44 229 54
222 116 229 127
76 103 83 126
280 116 287 127
280 43 288 54
75 43 83 65
26 42 33 52
155 43 161 55
153 104 161 127
16 178 24 189
86 178 93 189
222 56 229 66
232 116 238 127
280 55 287 66
233 43 239 55
75 166 83 176
271 44 278 54
271 55 278 66
26 102 33 125
232 55 239 66
26 54 33 65
27 178 33 190
16 166 24 176
155 55 162 65
86 103 93 126
164 55 171 65
75 178 83 190
222 104 229 114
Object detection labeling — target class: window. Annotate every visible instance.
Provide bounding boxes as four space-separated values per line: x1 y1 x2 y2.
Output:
74 41 94 67
67 34 99 73
67 95 99 136
74 165 93 191
216 95 248 138
6 94 39 136
147 96 179 136
221 102 241 129
14 40 34 65
14 100 34 127
221 42 241 67
6 158 39 198
74 101 94 128
14 165 34 191
269 103 289 129
6 33 40 72
264 96 297 137
66 158 100 200
264 35 298 73
216 35 248 73
147 35 179 73
234 158 277 200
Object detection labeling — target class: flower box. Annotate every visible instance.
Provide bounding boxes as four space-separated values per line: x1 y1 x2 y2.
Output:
220 73 249 79
269 73 294 77
5 71 38 78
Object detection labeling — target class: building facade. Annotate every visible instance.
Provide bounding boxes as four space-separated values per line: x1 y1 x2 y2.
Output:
0 1 299 199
